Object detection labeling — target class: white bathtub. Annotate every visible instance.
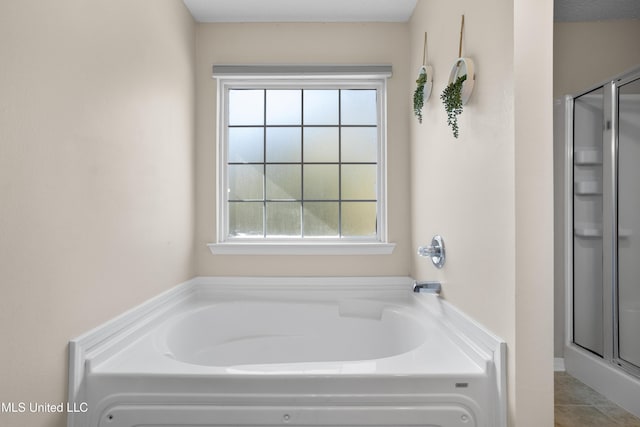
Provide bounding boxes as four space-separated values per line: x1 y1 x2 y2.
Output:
69 277 506 427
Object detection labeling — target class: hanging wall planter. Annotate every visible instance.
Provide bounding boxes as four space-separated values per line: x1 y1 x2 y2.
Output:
413 33 433 123
441 15 475 138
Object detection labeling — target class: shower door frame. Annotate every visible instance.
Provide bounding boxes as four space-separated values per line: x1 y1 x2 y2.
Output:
565 66 640 380
611 70 640 377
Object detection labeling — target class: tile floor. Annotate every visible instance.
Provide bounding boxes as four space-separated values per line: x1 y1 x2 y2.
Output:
555 372 640 426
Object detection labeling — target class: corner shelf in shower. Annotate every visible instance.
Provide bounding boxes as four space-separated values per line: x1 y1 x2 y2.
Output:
574 225 631 239
574 149 603 165
574 181 602 195
574 226 602 238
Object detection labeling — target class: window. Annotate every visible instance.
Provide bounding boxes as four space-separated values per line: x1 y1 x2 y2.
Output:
210 66 394 255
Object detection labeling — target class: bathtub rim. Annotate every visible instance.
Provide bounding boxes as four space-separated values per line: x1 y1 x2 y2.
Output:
68 276 507 427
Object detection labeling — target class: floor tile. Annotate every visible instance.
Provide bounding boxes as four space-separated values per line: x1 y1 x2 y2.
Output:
596 405 640 427
555 405 615 427
554 372 612 406
554 372 640 426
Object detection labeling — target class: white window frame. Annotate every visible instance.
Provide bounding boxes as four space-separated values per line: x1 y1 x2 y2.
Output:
208 66 395 255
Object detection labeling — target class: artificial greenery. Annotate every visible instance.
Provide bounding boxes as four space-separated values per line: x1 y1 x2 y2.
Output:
413 69 427 123
440 74 467 138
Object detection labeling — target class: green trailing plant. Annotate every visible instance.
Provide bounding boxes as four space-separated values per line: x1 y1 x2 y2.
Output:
440 74 467 138
413 69 427 123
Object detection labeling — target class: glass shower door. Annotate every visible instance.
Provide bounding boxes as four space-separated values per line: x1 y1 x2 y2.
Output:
573 87 605 357
616 77 640 370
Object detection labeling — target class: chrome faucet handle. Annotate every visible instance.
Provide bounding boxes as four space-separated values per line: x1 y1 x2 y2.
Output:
417 245 441 257
417 235 446 269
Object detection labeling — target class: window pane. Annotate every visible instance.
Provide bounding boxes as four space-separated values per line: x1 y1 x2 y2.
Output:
266 202 301 237
341 90 377 125
224 82 383 242
342 127 377 163
342 202 376 237
304 165 339 200
303 202 339 237
266 165 301 200
304 90 339 125
303 127 339 162
228 128 264 163
266 90 301 125
229 202 263 237
229 90 264 126
228 164 263 200
266 128 301 162
342 164 376 200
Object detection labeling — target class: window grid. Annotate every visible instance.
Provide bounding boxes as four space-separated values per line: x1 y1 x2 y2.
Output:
226 87 379 240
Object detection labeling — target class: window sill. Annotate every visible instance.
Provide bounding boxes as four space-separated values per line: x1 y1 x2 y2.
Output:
207 242 396 256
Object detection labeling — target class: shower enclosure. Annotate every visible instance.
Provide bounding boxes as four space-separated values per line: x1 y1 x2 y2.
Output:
564 65 640 416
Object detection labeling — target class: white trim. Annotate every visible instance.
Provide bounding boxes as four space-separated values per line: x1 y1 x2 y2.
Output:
207 241 396 255
554 357 566 371
214 73 391 249
212 64 393 78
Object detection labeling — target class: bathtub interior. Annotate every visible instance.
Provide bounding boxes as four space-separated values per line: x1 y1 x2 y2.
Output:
159 299 429 367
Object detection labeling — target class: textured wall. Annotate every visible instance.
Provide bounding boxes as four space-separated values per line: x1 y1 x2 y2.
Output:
194 22 412 276
0 1 195 426
409 0 554 424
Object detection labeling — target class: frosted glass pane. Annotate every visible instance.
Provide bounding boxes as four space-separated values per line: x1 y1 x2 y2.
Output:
342 202 376 237
342 127 377 163
228 164 263 200
572 86 604 357
303 202 339 237
266 202 301 237
229 90 264 126
617 77 640 367
341 90 377 125
266 128 301 162
303 127 339 162
266 165 301 200
304 165 339 200
342 165 376 200
266 90 301 125
228 128 264 163
229 202 263 237
304 90 339 125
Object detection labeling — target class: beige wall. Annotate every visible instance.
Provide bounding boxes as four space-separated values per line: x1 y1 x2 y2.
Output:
0 2 557 426
554 20 640 98
514 0 555 425
409 0 553 425
553 20 640 358
0 1 195 426
194 23 412 276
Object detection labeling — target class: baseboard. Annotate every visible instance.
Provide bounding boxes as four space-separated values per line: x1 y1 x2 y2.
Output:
554 357 566 371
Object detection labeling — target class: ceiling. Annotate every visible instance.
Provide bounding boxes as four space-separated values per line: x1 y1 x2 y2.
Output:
555 0 640 21
183 0 417 23
183 0 640 23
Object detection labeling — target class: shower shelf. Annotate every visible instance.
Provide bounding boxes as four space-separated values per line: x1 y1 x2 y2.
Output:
574 181 602 195
574 227 602 238
574 149 602 165
574 226 631 239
